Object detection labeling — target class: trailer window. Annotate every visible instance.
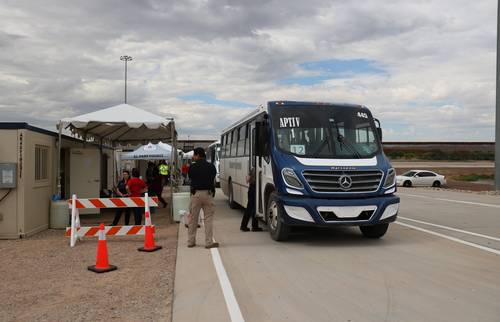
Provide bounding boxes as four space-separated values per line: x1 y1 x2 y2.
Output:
35 145 49 181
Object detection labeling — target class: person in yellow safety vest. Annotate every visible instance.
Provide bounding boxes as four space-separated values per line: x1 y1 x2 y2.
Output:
159 161 169 186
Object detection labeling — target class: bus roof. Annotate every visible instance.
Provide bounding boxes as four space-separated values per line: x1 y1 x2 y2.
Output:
208 141 220 147
221 101 368 134
221 105 266 134
268 101 366 109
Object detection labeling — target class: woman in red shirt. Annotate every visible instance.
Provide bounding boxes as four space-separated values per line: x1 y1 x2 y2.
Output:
126 168 148 225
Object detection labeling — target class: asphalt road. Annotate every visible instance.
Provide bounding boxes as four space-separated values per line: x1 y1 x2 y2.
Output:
173 189 500 322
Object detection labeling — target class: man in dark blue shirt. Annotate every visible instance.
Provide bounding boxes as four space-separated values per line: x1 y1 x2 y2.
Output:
187 147 218 248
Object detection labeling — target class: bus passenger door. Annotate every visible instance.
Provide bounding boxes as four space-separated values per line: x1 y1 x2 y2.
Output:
251 123 265 219
248 122 262 217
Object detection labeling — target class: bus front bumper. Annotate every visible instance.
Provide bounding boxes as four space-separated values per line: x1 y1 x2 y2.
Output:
277 194 400 227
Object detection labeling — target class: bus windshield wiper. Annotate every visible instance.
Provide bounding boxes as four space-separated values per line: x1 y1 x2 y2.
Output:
336 134 361 158
331 120 361 159
311 136 329 156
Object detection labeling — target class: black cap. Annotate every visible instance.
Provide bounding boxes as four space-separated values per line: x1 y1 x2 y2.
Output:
193 147 206 158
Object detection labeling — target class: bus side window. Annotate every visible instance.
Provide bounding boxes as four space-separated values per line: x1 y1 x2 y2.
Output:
251 126 256 168
221 135 224 158
238 126 245 156
220 134 226 158
231 129 237 157
244 123 250 156
225 134 227 158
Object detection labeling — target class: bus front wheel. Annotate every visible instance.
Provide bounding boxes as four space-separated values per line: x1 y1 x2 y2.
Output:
266 192 290 241
359 223 389 239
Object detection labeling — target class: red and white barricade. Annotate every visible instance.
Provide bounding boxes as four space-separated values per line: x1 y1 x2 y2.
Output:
66 193 158 247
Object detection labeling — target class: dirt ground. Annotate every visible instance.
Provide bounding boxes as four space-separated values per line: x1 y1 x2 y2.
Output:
0 205 178 322
395 166 495 192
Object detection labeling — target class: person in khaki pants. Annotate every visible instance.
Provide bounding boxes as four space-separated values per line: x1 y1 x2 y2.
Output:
187 147 218 249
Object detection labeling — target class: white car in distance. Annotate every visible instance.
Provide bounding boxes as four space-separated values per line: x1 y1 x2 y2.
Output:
396 170 446 188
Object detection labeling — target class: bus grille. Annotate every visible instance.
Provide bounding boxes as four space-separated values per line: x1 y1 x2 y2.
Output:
302 170 383 193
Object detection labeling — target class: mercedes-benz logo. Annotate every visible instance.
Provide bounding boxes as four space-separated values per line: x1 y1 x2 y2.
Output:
338 175 352 190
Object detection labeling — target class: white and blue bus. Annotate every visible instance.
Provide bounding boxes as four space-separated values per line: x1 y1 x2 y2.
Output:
220 101 399 241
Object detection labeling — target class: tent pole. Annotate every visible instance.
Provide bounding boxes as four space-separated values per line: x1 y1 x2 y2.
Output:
170 120 175 223
56 121 62 198
114 148 119 189
99 138 104 192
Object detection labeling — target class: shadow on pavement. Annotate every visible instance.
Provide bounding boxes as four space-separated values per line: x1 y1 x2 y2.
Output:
262 224 417 248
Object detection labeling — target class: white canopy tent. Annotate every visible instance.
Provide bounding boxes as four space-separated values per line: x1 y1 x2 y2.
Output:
59 104 174 145
56 103 176 202
158 141 183 154
121 142 173 160
182 150 194 159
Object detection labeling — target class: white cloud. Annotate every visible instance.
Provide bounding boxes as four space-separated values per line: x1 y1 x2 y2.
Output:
0 0 495 141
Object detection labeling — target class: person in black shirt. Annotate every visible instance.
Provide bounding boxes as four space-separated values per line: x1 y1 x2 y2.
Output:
240 167 263 232
146 161 155 185
187 147 218 248
112 170 132 225
150 167 168 208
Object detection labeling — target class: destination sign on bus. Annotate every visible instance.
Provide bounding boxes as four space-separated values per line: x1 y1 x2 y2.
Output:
279 117 301 128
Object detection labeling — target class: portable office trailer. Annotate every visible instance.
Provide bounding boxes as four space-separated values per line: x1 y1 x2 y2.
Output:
0 123 115 239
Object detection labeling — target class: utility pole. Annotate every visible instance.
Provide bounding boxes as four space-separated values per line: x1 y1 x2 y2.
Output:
496 0 500 190
120 55 133 103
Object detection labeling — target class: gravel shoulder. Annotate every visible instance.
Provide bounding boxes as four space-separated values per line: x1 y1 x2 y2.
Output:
0 206 178 322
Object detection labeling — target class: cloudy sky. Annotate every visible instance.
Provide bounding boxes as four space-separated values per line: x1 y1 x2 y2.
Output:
0 0 496 141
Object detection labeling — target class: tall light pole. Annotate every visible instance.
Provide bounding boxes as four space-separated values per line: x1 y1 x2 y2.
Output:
496 0 500 190
120 55 133 104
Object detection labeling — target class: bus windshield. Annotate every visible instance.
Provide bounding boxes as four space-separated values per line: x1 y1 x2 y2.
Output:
271 105 381 158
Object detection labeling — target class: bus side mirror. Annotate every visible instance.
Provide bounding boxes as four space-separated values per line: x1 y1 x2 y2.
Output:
374 118 382 142
377 128 383 142
255 122 269 157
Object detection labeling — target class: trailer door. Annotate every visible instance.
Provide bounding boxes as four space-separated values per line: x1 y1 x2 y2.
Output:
69 148 100 214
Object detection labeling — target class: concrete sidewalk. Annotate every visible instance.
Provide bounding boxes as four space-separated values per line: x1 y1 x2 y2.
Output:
172 208 231 322
172 190 500 322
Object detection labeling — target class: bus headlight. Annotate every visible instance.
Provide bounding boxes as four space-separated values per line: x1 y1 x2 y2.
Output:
384 168 396 188
282 168 304 189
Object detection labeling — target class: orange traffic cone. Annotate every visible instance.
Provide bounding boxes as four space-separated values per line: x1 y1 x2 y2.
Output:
88 223 117 273
138 210 162 252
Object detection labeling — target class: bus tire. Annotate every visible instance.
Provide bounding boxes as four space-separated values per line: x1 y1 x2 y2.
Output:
359 223 389 239
266 192 290 241
228 181 238 209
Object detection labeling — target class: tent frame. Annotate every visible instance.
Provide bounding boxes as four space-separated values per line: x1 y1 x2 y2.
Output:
56 116 177 222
